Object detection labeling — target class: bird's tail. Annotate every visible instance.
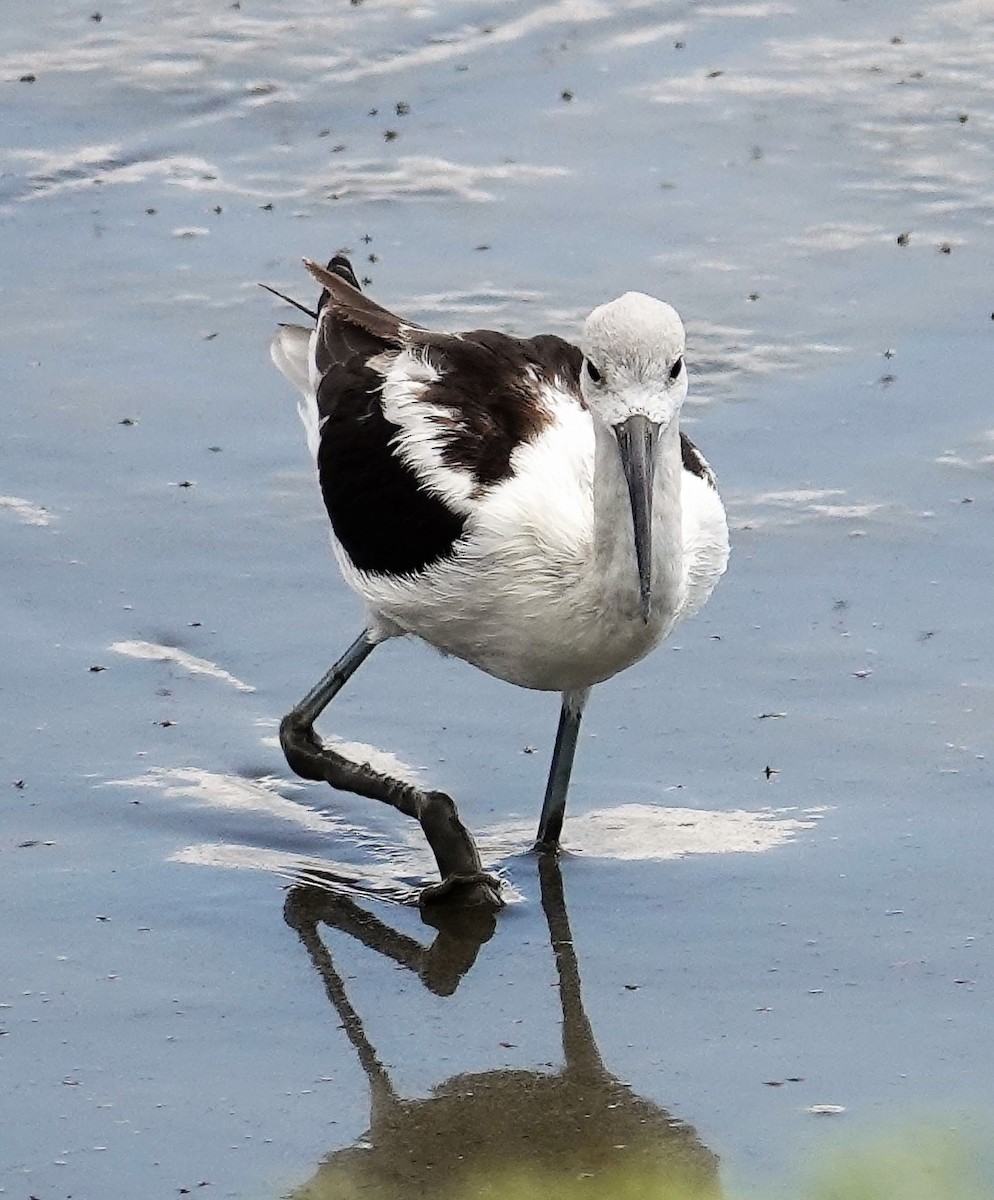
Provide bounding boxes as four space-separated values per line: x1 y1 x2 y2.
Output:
268 255 365 463
270 324 311 397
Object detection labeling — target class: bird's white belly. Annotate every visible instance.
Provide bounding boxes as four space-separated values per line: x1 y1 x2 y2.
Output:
398 557 674 690
346 539 677 691
339 412 693 692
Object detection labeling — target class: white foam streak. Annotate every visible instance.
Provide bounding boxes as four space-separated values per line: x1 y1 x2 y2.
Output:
169 842 432 904
729 488 899 530
105 767 337 833
110 640 256 692
0 496 55 526
323 156 569 204
479 803 823 860
327 1 612 83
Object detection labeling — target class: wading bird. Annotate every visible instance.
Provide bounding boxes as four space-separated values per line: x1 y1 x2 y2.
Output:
269 256 728 907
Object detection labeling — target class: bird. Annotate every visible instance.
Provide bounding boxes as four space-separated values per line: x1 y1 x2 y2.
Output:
268 255 729 908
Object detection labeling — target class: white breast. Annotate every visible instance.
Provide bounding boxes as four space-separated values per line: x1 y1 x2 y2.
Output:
340 397 725 693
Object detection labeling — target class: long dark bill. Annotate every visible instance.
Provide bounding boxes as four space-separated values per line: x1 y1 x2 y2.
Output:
614 413 660 623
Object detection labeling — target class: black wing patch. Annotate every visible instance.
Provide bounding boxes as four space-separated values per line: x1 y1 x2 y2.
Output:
316 360 466 576
305 258 585 573
680 432 718 490
308 258 463 576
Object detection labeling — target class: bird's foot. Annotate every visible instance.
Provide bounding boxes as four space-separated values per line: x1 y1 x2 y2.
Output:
419 871 504 911
280 715 501 911
532 837 562 856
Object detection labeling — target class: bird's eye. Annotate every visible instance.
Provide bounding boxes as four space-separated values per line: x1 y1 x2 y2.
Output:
669 356 684 381
585 360 602 384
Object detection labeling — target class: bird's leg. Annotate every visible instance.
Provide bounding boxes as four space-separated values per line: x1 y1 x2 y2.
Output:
283 630 376 740
535 687 590 851
280 630 502 909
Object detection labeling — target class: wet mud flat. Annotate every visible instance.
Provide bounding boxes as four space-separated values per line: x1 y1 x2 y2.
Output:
3 0 994 1196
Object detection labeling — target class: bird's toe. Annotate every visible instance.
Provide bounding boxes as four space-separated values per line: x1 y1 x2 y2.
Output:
419 871 504 911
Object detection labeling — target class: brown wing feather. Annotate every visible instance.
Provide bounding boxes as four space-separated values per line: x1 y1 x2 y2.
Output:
305 258 582 489
303 258 424 347
399 329 580 487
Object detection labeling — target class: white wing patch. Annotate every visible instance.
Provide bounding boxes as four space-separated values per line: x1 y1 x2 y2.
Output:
376 347 478 515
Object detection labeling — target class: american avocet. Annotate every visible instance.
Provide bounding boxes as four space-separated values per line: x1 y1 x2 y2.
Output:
269 256 728 907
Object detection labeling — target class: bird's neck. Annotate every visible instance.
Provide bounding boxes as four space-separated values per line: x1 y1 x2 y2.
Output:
592 420 685 624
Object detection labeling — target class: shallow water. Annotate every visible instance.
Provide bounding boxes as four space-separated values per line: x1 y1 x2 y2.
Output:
2 1 993 1196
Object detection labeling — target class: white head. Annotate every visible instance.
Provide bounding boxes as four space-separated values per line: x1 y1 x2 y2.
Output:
579 291 687 429
578 292 688 623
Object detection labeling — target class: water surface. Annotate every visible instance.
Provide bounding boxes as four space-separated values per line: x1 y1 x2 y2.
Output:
2 1 993 1196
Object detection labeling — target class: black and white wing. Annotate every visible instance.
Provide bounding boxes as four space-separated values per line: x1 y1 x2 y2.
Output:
271 257 584 579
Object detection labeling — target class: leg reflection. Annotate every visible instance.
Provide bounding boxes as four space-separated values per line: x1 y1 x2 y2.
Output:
286 861 722 1198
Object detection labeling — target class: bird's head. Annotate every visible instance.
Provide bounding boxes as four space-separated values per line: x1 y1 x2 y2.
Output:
579 292 688 623
579 291 687 427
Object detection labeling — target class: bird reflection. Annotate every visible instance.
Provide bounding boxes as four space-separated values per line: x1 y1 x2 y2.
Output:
284 858 721 1198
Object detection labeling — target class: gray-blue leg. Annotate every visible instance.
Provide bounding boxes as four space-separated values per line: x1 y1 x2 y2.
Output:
280 629 501 908
535 688 590 850
289 630 376 727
